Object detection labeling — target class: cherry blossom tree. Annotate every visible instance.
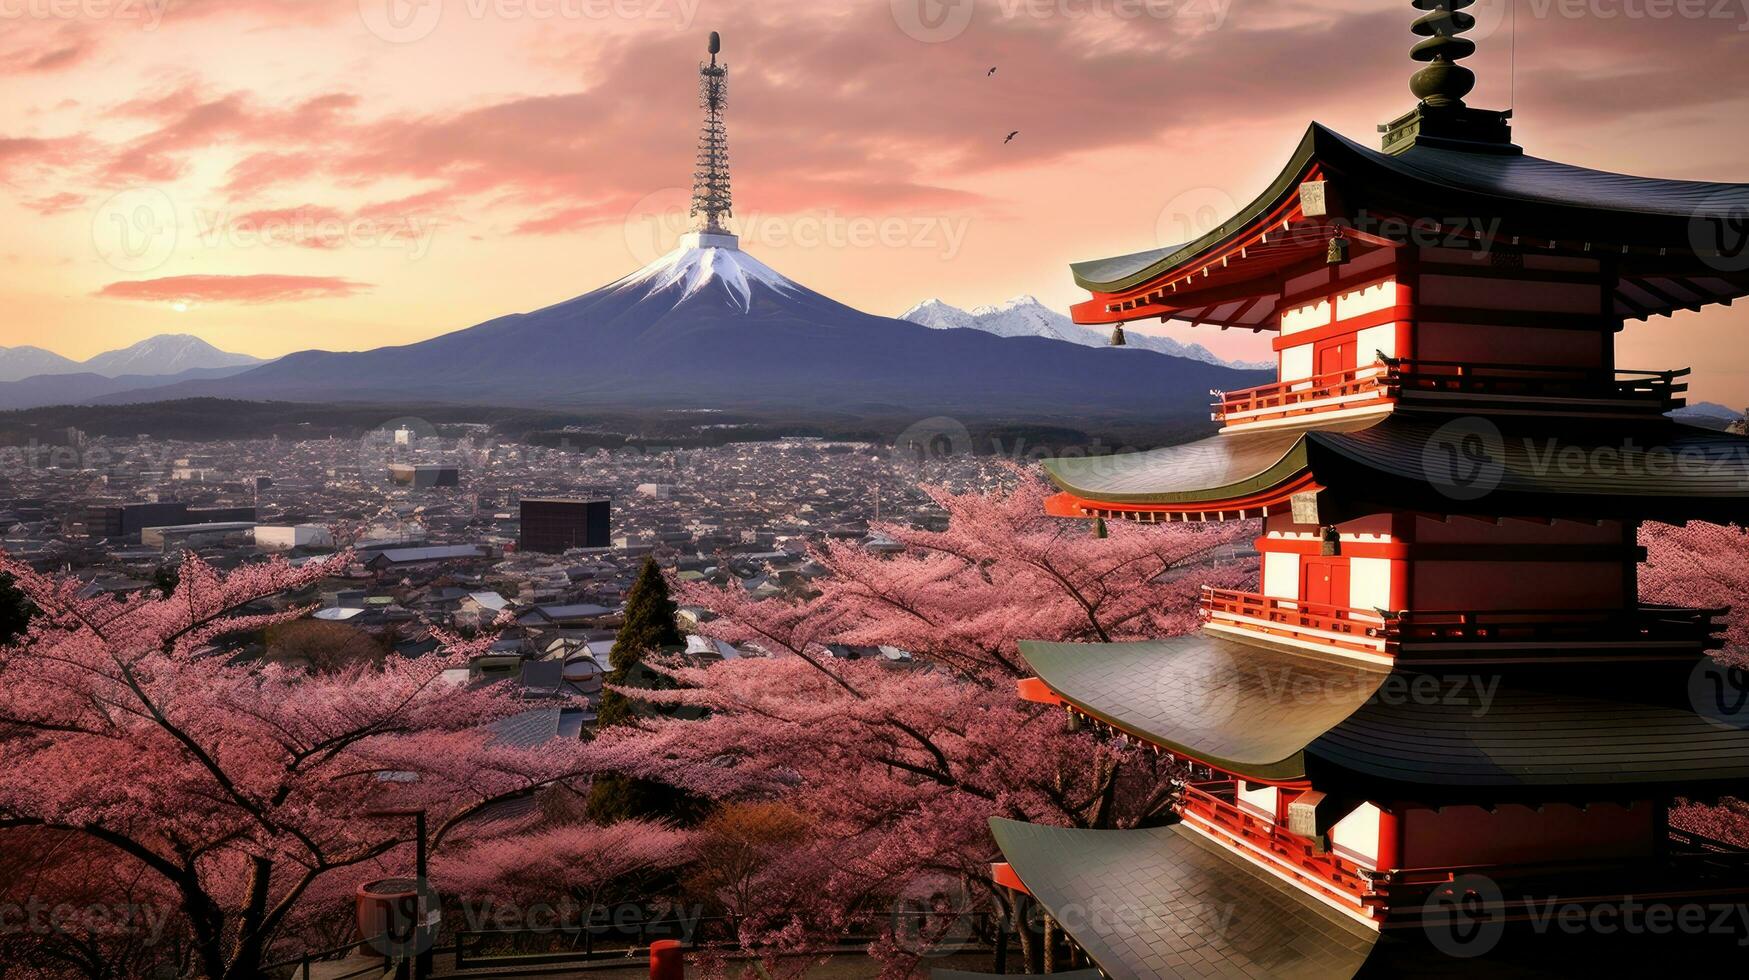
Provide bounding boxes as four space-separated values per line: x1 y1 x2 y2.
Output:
589 476 1235 974
435 815 695 933
1640 520 1749 660
0 553 596 980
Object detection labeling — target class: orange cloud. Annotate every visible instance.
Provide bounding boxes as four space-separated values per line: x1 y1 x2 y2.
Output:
95 274 370 304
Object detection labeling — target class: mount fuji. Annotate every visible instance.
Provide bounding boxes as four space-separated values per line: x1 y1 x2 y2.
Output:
901 296 1273 371
104 234 1270 422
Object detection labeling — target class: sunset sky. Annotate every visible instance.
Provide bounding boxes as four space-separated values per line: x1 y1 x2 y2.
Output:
3 0 1748 403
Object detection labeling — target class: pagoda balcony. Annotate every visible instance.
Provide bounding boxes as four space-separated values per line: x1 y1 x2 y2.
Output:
1198 587 1390 659
1382 604 1729 661
1212 359 1689 432
1178 781 1382 912
1211 362 1392 430
1383 358 1689 415
1199 590 1725 662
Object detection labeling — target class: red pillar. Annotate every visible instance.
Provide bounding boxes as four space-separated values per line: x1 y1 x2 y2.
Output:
650 939 684 980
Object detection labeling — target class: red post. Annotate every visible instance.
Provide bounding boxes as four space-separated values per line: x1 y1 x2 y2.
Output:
650 939 684 980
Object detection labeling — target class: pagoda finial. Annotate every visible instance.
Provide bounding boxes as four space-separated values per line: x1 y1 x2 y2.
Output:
690 31 732 234
1408 0 1477 108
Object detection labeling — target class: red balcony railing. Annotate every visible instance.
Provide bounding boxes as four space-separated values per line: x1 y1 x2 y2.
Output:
1211 363 1390 425
1384 604 1729 650
1211 359 1690 428
1383 358 1689 409
1199 587 1389 654
1179 781 1380 906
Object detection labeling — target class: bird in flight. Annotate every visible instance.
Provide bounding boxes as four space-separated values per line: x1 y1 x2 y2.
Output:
1004 130 1019 144
986 66 997 76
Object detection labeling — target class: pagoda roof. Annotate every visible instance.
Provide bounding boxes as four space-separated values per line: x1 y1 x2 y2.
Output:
1020 636 1387 781
992 818 1749 977
1042 413 1749 523
1070 122 1749 323
1021 633 1749 797
989 819 1379 979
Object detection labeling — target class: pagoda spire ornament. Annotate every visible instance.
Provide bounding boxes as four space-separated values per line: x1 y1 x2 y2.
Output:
690 31 733 234
1408 0 1477 108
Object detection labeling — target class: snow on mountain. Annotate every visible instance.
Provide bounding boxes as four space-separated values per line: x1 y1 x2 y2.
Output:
0 335 263 382
83 335 264 377
900 296 1272 371
100 235 1270 420
0 345 83 382
608 239 801 313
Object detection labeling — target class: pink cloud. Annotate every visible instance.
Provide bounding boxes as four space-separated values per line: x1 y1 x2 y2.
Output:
23 191 85 215
95 274 370 304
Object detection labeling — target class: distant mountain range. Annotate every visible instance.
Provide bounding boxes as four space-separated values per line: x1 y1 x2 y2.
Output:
0 335 263 382
85 237 1269 428
1669 401 1746 431
900 296 1273 371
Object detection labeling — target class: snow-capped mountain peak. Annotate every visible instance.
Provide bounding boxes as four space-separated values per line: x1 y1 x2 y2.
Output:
0 334 262 382
83 334 264 377
900 298 979 331
611 233 800 313
899 295 1272 371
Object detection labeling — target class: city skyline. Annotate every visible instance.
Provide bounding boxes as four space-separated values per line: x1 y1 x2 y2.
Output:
3 1 1748 401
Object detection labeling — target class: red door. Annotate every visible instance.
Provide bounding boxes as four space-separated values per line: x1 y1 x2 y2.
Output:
1301 559 1351 608
1314 337 1355 380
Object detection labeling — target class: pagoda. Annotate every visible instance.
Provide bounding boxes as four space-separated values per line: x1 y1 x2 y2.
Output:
988 2 1749 975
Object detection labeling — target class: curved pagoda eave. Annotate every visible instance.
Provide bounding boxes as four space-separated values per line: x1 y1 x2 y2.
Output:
1019 636 1390 783
1042 414 1749 523
1071 121 1749 323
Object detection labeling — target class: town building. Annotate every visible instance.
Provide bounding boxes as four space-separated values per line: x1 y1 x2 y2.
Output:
519 497 611 553
993 6 1749 974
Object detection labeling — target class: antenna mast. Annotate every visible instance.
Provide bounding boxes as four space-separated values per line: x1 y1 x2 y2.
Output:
691 31 732 234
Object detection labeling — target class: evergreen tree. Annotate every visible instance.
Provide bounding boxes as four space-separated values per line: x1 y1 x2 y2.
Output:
597 557 682 727
0 573 32 645
587 558 702 824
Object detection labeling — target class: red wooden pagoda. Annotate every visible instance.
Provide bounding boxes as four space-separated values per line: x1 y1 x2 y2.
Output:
990 3 1749 975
